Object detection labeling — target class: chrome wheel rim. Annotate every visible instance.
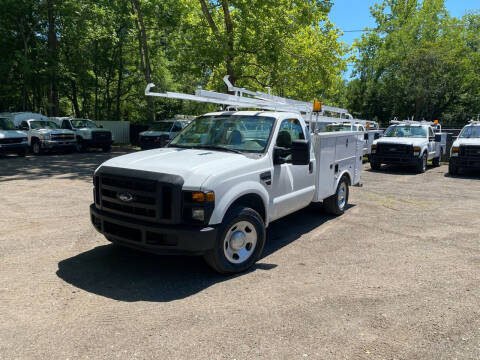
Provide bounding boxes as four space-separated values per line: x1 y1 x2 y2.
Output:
223 221 257 264
338 182 347 210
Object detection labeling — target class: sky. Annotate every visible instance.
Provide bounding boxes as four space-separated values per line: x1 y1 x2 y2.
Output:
329 0 480 78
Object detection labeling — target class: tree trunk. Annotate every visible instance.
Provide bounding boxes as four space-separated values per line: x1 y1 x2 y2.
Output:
47 0 59 116
71 79 81 117
131 0 154 121
221 0 235 86
116 34 124 122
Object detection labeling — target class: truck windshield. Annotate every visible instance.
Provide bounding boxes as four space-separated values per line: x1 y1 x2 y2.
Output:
459 126 480 138
169 115 276 153
150 122 174 131
30 121 59 130
71 120 98 128
0 118 15 130
384 125 426 138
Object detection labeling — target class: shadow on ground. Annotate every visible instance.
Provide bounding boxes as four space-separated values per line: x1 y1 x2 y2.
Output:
57 205 342 302
0 147 132 182
366 164 436 175
444 169 480 180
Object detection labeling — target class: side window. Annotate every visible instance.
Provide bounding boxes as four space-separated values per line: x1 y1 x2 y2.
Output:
276 119 305 149
61 120 70 129
428 127 434 138
172 122 182 132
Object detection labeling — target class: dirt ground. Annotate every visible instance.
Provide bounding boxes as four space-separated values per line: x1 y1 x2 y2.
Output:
1 149 479 360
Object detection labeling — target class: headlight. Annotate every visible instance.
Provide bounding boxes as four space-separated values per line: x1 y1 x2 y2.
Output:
22 137 28 143
182 190 215 224
371 144 377 153
191 191 215 203
451 146 459 157
413 146 421 156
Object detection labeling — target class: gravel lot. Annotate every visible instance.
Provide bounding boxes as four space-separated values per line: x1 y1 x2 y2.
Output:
1 149 479 359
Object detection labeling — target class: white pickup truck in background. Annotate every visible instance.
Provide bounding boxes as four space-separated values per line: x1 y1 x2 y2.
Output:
0 117 28 156
370 119 447 173
449 119 480 175
2 112 77 155
90 78 364 274
53 117 113 152
138 116 192 150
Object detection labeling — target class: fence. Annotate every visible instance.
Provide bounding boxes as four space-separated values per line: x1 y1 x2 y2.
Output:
95 121 130 144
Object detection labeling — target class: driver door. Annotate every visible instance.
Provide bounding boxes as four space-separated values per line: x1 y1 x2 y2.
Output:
270 119 315 221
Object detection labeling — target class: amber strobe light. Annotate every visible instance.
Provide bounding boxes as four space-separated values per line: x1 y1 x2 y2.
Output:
313 100 322 112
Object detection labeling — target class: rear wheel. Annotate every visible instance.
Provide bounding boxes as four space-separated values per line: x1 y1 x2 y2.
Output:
432 150 442 167
76 138 85 152
324 176 349 215
204 206 265 274
416 152 427 173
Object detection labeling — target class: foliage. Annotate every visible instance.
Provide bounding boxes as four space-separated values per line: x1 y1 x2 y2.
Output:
347 0 480 127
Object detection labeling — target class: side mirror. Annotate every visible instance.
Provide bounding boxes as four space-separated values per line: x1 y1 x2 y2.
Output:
374 133 381 140
291 139 310 166
273 146 289 165
435 134 442 142
364 133 369 141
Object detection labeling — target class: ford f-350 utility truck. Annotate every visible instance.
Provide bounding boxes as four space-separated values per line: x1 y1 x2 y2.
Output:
90 77 364 274
370 119 447 173
0 117 28 156
139 116 192 150
449 119 480 175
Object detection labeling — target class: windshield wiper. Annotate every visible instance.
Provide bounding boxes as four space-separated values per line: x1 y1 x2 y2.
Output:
193 145 244 154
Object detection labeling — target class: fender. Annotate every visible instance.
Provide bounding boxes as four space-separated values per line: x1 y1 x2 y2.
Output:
335 170 352 189
209 180 270 227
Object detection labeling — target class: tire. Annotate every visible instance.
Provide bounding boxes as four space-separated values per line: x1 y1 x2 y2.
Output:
432 150 442 167
370 161 381 170
416 152 427 173
324 176 349 215
31 139 42 155
76 139 85 153
204 206 266 274
102 145 111 153
448 161 458 175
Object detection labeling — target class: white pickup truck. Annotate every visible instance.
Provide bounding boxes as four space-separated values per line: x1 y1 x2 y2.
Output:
370 120 447 173
54 117 113 152
138 117 191 150
0 117 28 156
90 80 364 274
449 120 480 175
3 112 77 155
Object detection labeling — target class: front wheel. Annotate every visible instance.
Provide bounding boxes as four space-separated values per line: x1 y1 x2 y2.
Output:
449 161 459 175
32 140 42 155
370 161 381 170
324 176 349 215
204 206 265 274
416 152 427 173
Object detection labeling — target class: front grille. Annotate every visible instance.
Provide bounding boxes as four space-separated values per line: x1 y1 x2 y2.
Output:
377 143 412 155
51 133 74 141
0 137 25 144
103 221 142 242
461 146 480 158
96 173 176 223
92 131 111 141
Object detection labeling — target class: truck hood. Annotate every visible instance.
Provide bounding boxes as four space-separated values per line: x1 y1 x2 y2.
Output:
0 130 27 139
97 147 260 189
139 131 170 136
452 138 480 147
375 137 427 146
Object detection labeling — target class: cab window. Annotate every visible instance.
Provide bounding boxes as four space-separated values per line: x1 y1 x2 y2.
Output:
276 119 305 150
62 120 72 130
428 127 434 138
172 122 183 132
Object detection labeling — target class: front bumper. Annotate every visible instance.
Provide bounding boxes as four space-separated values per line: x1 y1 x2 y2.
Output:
0 143 28 154
370 153 419 166
41 140 77 150
450 156 480 169
82 139 113 148
90 204 218 255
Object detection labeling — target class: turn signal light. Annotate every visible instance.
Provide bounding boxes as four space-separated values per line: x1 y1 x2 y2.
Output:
192 191 215 203
451 147 459 152
413 146 421 152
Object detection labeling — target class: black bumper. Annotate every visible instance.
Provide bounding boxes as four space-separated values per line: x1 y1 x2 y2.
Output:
83 139 113 148
90 204 217 255
0 143 28 154
370 154 419 166
450 157 480 169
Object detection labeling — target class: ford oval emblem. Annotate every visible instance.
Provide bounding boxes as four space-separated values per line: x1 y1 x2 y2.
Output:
117 192 134 202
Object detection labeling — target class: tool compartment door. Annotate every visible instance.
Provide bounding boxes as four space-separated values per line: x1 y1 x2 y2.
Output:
313 133 335 201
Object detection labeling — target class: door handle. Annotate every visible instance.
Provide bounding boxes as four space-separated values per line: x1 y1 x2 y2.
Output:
309 162 313 174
